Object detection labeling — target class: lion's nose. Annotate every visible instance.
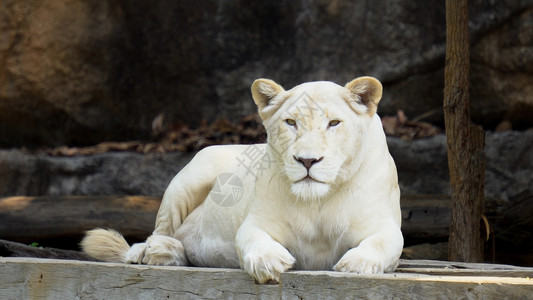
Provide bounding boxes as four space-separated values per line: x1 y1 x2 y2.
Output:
294 156 324 171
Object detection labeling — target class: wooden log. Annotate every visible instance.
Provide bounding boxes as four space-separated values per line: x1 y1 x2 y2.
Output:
404 193 533 266
0 258 532 299
0 195 160 247
401 194 513 241
401 194 453 241
0 239 95 261
1 194 530 250
3 194 454 247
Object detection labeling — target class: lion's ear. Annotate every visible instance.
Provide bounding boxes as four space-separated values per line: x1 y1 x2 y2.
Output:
345 77 383 116
251 79 285 120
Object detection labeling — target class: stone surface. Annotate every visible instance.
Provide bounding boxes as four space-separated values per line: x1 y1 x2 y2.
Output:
0 0 532 146
0 150 195 197
389 131 533 202
388 135 451 196
471 7 533 129
0 132 530 202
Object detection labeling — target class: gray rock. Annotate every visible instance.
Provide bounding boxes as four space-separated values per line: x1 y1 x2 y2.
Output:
388 131 533 201
470 7 533 129
0 150 195 197
388 134 451 196
0 0 532 146
484 131 533 201
0 132 531 201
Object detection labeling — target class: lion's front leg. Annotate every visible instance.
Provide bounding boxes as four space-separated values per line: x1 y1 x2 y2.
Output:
334 224 403 274
236 221 296 284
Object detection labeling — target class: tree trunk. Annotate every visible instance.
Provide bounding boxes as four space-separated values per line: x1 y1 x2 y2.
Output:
444 0 486 262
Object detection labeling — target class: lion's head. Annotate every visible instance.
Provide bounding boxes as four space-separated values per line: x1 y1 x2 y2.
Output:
251 77 383 200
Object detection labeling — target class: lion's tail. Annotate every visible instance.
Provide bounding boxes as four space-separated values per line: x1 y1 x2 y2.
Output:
80 228 131 263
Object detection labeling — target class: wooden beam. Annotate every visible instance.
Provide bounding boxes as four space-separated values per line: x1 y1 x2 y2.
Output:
0 258 532 299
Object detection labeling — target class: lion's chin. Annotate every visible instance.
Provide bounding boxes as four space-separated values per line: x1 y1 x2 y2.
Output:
291 177 330 200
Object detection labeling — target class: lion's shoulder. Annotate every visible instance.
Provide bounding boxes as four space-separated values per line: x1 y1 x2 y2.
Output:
195 144 267 161
187 144 269 179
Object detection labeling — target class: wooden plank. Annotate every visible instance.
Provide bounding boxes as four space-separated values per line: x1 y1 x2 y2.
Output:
397 268 533 278
397 259 533 278
399 259 533 271
0 258 532 300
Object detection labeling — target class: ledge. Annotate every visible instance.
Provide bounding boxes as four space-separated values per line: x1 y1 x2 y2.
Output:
1 258 532 299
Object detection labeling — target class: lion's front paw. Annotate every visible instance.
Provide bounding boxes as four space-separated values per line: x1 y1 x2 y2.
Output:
125 242 147 264
333 247 386 274
125 235 189 266
242 242 296 284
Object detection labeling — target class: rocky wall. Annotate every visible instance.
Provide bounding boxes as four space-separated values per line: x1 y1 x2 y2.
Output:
0 132 531 203
1 0 532 146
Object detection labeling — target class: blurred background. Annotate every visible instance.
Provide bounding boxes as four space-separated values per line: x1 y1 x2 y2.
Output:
0 0 532 147
0 0 532 266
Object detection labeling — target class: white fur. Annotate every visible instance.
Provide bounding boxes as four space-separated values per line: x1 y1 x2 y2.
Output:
81 77 403 284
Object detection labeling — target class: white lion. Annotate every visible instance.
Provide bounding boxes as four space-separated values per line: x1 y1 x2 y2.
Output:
81 77 403 284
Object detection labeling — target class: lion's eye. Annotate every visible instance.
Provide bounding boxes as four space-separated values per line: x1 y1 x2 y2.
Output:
285 119 297 126
328 120 341 127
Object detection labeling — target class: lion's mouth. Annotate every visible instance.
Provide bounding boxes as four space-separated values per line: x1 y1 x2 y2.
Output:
291 175 330 199
296 175 326 184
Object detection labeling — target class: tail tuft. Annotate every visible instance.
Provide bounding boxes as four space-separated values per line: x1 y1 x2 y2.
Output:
80 228 130 263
